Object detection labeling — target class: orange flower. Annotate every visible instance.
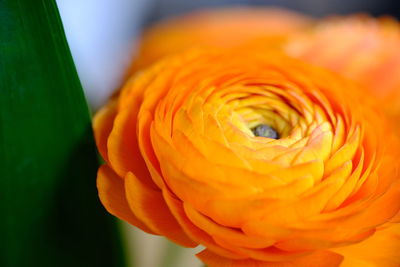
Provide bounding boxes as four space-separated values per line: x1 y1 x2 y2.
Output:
286 15 400 120
95 49 400 266
127 7 312 75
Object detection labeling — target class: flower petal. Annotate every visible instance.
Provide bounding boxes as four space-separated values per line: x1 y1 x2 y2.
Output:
197 248 343 267
332 224 400 267
162 188 247 260
93 100 117 162
96 165 153 233
124 172 196 247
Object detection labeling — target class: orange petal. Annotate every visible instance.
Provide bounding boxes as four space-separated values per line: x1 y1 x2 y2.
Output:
197 248 343 267
162 188 246 260
107 103 157 189
184 203 275 249
96 164 153 233
124 172 196 247
93 100 117 162
332 224 400 267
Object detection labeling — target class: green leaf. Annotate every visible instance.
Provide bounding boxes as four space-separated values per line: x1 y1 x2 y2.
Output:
0 1 126 266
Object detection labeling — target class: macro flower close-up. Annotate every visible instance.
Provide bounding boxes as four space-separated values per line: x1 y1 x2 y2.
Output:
95 48 400 266
5 1 400 267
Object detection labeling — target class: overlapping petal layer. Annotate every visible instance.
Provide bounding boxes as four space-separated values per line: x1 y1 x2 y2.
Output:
95 49 400 266
285 15 400 120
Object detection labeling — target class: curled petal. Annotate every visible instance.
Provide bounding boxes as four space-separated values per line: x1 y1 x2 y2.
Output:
96 165 153 233
124 172 196 247
163 188 247 260
93 100 117 162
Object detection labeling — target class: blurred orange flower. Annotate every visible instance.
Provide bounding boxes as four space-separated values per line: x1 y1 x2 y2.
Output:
127 7 312 74
286 15 400 120
95 49 400 266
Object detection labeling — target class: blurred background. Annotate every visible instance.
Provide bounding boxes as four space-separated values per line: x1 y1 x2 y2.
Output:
55 1 400 266
57 0 400 111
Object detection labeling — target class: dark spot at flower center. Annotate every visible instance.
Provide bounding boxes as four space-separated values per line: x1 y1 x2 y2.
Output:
251 124 279 139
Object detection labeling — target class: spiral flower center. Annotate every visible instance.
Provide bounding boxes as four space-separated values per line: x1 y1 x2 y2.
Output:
251 124 279 139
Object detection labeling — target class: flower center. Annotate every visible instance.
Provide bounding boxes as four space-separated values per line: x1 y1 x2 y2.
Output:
251 124 279 139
